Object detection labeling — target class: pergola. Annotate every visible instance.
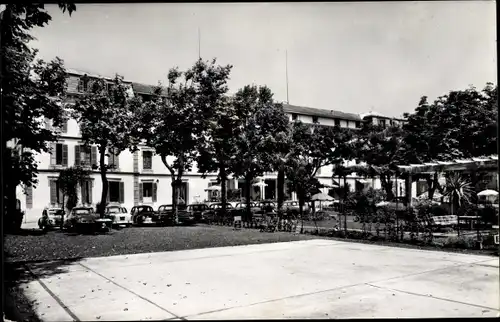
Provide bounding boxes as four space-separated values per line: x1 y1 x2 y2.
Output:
396 155 499 206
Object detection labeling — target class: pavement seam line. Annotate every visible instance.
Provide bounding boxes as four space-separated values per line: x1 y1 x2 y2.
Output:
181 259 485 319
77 262 187 321
23 264 80 322
365 283 499 312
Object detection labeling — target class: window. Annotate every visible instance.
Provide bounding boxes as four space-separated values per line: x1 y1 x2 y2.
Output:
109 148 120 169
139 181 157 203
50 180 64 205
355 121 361 128
51 143 68 166
143 151 152 170
78 75 89 93
379 119 386 127
75 145 95 167
108 181 124 203
312 116 319 124
81 180 93 204
334 119 341 126
143 182 153 198
291 113 298 121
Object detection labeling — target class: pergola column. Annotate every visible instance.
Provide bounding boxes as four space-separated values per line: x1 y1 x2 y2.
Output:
405 173 413 207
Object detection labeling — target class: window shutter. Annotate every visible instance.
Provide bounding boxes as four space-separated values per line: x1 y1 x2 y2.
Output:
26 186 33 209
50 143 56 165
62 121 68 133
89 181 93 204
62 144 68 166
119 182 124 204
50 181 57 205
75 145 81 166
153 182 157 202
91 146 97 167
114 149 120 169
139 183 143 203
81 181 87 204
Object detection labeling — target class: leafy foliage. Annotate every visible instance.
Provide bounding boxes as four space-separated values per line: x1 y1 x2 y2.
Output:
229 85 289 217
72 76 139 216
2 4 76 214
193 59 234 213
57 166 90 211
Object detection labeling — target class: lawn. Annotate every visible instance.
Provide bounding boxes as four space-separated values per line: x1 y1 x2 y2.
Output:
4 224 318 263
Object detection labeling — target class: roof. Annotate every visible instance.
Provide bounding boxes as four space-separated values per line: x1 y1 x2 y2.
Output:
397 155 498 174
66 68 133 83
131 82 168 96
283 104 362 122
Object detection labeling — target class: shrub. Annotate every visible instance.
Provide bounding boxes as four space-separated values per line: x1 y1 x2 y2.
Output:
442 236 476 249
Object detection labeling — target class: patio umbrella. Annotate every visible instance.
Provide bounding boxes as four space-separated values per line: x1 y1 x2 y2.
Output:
311 193 334 211
477 189 499 197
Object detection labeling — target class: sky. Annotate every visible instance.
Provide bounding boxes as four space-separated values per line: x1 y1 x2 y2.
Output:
31 2 496 117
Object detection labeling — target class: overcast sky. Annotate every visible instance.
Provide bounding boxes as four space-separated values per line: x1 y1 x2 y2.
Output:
31 2 496 117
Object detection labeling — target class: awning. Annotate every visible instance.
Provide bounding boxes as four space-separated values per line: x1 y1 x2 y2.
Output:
356 179 370 184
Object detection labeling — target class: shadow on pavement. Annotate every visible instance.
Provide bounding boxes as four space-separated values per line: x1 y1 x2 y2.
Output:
4 251 84 322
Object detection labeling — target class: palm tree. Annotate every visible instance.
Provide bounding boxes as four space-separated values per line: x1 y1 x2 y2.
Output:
444 172 474 236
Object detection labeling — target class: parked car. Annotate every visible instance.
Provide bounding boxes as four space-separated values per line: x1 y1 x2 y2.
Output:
177 204 197 225
186 204 208 223
235 202 261 221
201 203 234 224
131 205 160 226
64 206 112 233
256 200 276 216
38 207 65 230
156 204 179 226
105 204 132 227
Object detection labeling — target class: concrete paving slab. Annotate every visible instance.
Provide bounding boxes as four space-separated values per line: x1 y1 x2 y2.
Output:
22 266 176 321
188 284 498 319
20 239 499 321
371 264 499 310
19 281 74 321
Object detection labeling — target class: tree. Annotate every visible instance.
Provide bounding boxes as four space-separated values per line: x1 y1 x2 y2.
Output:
402 84 498 198
1 4 76 215
443 172 474 236
135 64 202 220
57 166 90 228
285 121 353 230
354 123 406 200
230 85 290 221
194 59 234 217
72 76 140 217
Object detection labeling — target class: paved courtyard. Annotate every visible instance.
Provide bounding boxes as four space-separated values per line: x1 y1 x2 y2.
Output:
17 239 499 320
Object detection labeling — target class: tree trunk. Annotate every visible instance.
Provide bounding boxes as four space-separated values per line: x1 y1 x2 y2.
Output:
298 190 304 234
277 167 285 218
171 177 178 221
98 145 108 218
380 174 395 201
245 173 253 224
220 165 227 219
427 172 440 200
343 176 347 235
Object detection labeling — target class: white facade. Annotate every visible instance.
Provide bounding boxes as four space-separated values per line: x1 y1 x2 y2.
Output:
16 69 406 223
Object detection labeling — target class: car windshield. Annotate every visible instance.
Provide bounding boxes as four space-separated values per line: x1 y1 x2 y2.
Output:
74 209 92 215
189 205 204 211
138 207 153 212
107 207 121 213
160 205 173 211
48 209 62 215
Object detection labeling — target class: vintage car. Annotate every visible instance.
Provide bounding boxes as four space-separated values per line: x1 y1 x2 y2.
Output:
105 204 132 227
255 200 277 216
186 203 209 222
177 204 197 225
234 202 261 221
64 206 112 233
131 205 158 226
156 204 178 226
201 203 234 224
38 207 65 230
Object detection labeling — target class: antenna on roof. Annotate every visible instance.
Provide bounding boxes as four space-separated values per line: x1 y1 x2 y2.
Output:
285 49 289 104
198 27 201 60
